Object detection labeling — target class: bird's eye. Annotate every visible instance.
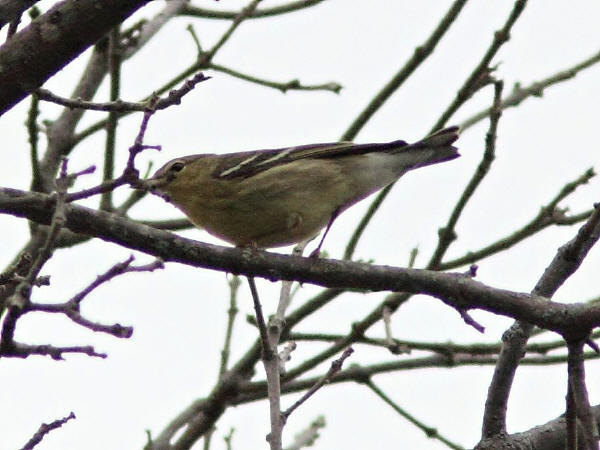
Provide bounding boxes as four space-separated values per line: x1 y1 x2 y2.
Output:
169 161 185 173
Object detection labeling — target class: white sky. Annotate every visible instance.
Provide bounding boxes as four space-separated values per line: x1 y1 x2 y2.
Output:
1 1 600 449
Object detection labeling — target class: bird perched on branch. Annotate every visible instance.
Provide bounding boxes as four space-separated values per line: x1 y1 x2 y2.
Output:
146 126 460 255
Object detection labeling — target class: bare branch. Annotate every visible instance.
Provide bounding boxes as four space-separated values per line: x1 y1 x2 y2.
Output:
460 48 600 130
31 255 161 338
19 412 76 450
439 168 596 270
219 275 241 376
247 277 271 360
482 204 600 439
342 0 469 141
288 330 600 357
431 0 528 130
0 0 150 114
38 0 191 196
210 63 342 94
567 340 599 449
341 0 469 260
247 275 285 450
0 0 38 30
566 385 578 450
5 342 106 360
0 159 72 354
71 0 273 152
284 416 325 450
3 190 600 337
429 80 504 269
366 380 464 450
181 0 327 20
281 347 353 421
63 72 208 206
36 72 210 113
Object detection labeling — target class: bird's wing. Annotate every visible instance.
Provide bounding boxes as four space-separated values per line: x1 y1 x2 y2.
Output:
213 140 409 180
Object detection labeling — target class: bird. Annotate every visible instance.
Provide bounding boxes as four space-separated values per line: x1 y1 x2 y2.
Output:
146 126 459 255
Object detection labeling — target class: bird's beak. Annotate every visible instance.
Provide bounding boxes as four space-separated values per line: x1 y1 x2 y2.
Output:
139 176 167 191
140 176 171 202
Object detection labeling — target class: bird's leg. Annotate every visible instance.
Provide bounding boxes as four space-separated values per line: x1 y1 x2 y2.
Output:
309 207 340 258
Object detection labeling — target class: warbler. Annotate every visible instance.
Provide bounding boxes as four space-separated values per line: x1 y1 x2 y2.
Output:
146 126 459 252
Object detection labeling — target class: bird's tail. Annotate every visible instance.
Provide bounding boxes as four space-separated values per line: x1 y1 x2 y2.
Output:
400 126 461 169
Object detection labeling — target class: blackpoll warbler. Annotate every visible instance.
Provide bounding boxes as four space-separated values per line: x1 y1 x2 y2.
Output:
147 126 459 253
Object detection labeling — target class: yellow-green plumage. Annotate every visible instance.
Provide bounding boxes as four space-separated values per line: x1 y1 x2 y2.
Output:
147 126 459 248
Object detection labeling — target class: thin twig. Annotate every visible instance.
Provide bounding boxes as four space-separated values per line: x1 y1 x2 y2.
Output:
35 0 189 201
281 347 354 421
205 0 263 61
482 204 600 438
567 340 599 449
223 428 235 450
27 256 162 338
282 291 411 381
205 279 240 449
219 275 241 376
428 80 504 269
6 343 106 360
343 183 392 260
235 351 600 404
431 0 528 131
566 385 578 450
71 256 162 306
460 48 600 130
0 159 71 354
0 252 33 286
288 330 600 356
27 92 42 192
259 241 307 449
283 416 325 450
438 168 595 270
100 26 122 211
366 380 464 450
114 161 154 215
342 0 469 141
183 21 340 95
181 0 327 20
247 274 283 450
343 2 527 267
278 342 297 374
65 74 211 204
341 0 469 260
456 308 485 334
247 277 271 359
19 412 76 450
210 63 342 93
70 0 265 143
382 305 395 348
36 72 210 113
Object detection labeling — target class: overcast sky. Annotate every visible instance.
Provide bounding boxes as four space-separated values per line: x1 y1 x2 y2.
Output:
1 1 600 449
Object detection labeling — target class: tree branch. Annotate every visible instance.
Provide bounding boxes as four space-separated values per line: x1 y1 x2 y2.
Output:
180 0 327 20
0 0 38 30
567 340 599 449
429 80 504 270
481 201 600 439
0 0 150 114
2 188 600 337
460 47 600 130
19 411 75 450
431 0 528 131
